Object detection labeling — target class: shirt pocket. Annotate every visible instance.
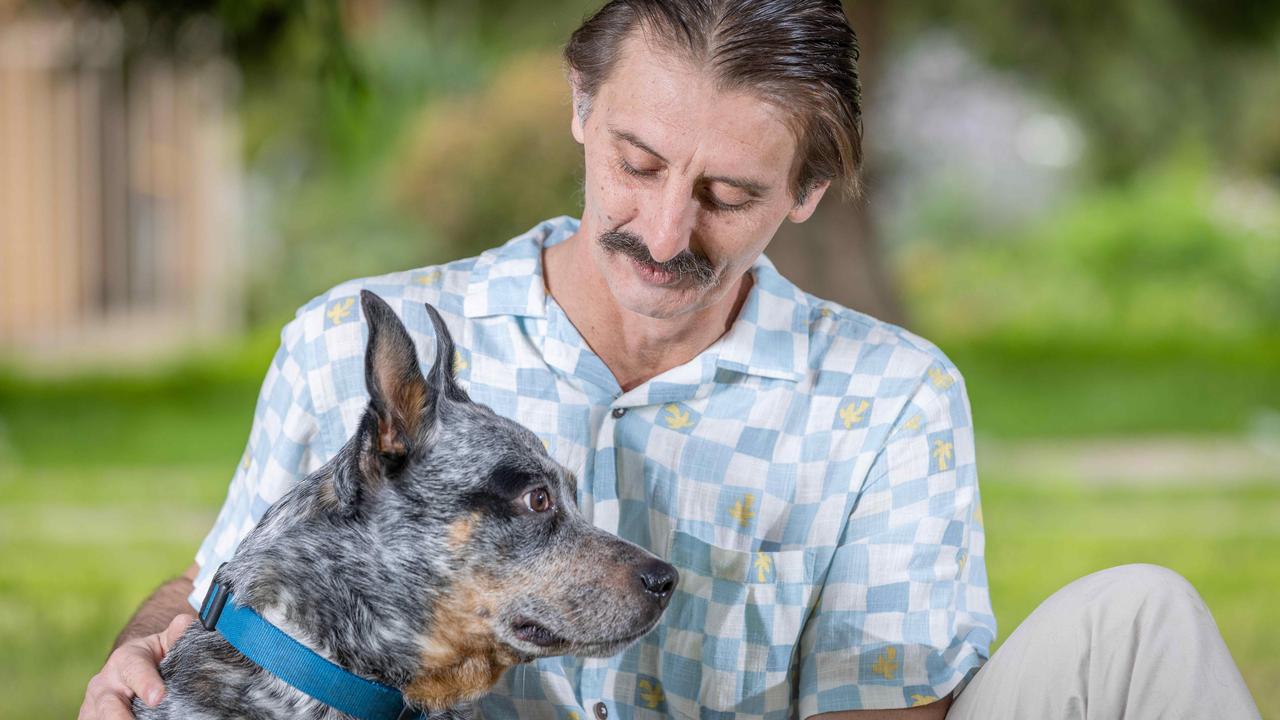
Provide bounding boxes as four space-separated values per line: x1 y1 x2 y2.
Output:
657 530 817 718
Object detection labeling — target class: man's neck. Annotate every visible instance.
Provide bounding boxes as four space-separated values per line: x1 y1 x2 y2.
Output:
543 227 750 393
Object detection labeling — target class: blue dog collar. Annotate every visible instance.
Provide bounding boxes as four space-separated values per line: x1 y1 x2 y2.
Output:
198 573 427 720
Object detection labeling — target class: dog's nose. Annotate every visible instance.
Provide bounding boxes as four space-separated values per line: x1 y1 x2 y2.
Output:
638 560 679 606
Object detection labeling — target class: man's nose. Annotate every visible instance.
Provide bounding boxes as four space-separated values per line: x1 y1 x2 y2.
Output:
643 183 698 263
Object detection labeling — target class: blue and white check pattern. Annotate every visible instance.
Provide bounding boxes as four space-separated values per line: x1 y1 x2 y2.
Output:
191 216 995 718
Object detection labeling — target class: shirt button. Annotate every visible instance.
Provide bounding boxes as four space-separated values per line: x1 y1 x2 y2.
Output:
611 407 626 419
593 702 608 720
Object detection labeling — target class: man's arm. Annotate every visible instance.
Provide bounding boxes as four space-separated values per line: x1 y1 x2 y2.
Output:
112 563 199 648
79 564 199 720
810 695 952 720
795 357 992 718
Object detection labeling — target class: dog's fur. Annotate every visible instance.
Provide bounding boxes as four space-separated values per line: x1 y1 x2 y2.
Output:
136 292 677 719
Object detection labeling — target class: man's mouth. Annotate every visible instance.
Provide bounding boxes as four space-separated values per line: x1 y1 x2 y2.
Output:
630 256 681 286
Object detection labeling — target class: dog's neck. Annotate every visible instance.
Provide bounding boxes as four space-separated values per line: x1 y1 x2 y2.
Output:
213 469 519 713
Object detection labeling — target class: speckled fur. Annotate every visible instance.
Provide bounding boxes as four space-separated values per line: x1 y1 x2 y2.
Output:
136 292 676 719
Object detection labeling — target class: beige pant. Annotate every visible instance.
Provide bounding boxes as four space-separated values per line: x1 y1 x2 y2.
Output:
949 564 1262 720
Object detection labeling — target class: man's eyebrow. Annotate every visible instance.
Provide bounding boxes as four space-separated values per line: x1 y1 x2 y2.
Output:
609 127 668 163
703 174 770 198
609 126 772 198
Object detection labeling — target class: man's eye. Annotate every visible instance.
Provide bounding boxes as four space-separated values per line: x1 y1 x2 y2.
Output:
523 487 553 513
704 192 753 213
618 158 658 177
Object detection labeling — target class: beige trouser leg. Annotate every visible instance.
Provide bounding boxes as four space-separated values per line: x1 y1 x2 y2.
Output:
948 564 1261 720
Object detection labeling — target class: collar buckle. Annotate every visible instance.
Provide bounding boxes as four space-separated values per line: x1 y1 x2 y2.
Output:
198 564 230 631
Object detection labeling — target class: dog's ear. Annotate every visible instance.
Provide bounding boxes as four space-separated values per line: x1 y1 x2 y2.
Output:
423 301 471 405
359 290 430 463
335 292 468 510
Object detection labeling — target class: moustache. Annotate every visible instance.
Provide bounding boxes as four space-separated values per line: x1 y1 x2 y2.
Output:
597 230 718 288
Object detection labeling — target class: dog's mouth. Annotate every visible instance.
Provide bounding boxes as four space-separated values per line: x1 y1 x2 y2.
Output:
507 616 658 655
510 619 568 648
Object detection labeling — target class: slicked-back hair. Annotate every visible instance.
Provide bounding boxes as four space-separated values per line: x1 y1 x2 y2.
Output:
564 0 864 201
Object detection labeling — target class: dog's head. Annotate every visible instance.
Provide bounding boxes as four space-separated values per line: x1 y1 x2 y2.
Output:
288 290 677 707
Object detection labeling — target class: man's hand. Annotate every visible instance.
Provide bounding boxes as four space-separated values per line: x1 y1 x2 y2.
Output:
79 613 192 720
80 564 199 720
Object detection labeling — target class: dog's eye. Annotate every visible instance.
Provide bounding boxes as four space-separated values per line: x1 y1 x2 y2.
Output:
523 487 553 513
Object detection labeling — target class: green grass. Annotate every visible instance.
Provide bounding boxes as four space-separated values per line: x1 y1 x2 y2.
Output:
981 476 1280 715
0 465 225 720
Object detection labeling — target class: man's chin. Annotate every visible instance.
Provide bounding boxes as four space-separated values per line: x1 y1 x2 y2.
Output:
606 272 710 320
612 286 708 321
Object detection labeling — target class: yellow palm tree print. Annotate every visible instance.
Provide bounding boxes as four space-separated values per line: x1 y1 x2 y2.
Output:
729 494 756 528
931 438 954 471
927 366 955 390
637 679 665 709
326 297 355 325
871 647 899 680
754 552 773 582
839 399 870 429
664 403 694 429
911 694 938 707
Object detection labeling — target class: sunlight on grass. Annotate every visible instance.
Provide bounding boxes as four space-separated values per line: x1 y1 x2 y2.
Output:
982 476 1280 714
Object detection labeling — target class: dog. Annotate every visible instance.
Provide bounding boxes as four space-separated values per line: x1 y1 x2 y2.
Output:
136 291 678 719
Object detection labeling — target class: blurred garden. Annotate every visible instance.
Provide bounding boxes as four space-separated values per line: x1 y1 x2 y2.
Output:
0 0 1278 717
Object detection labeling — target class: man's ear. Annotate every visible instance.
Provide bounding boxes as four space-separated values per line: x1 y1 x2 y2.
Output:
787 179 831 223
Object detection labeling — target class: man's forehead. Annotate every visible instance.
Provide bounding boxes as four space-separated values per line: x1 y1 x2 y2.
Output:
594 31 797 180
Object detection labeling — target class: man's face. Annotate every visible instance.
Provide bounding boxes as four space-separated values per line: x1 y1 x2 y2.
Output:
571 32 828 320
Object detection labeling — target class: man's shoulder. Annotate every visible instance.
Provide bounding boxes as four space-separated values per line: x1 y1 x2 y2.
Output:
801 290 963 388
283 257 474 352
288 216 574 337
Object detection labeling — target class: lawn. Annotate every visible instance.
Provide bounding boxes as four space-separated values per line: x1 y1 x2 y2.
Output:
0 338 1276 719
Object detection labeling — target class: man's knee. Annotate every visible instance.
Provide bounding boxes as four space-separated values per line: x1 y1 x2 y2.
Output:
1074 563 1209 633
1090 563 1198 601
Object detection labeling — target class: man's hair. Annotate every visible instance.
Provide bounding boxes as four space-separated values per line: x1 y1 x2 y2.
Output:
564 0 864 202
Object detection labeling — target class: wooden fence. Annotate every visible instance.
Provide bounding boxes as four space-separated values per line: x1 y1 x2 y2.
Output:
0 12 243 367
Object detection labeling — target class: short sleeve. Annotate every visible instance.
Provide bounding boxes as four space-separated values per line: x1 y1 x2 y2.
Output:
188 313 320 609
797 363 996 716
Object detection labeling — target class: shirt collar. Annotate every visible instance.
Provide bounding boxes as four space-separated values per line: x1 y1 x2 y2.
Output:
462 216 571 319
463 216 810 383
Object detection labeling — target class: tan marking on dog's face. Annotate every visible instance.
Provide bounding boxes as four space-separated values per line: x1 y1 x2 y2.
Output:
446 514 476 551
405 573 519 709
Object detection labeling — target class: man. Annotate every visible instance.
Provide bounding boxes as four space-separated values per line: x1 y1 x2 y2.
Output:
82 1 1261 719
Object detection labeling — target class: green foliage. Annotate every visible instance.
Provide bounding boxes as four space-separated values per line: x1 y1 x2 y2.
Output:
902 158 1280 347
896 0 1280 177
391 50 584 261
236 3 592 321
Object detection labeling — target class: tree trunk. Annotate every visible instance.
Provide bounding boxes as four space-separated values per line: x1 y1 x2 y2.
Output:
766 0 906 327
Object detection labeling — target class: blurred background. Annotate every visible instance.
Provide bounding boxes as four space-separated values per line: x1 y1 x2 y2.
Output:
0 0 1277 716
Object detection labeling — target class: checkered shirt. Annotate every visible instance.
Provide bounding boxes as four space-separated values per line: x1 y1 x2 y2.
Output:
190 216 995 719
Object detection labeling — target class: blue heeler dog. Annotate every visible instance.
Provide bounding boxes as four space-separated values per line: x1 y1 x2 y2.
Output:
136 291 679 719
